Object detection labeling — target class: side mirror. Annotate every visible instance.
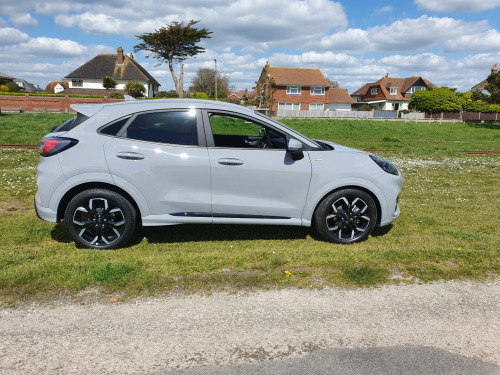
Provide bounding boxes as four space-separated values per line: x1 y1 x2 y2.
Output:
287 139 304 160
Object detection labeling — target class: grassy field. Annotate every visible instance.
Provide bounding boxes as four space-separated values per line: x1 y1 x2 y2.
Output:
0 113 499 306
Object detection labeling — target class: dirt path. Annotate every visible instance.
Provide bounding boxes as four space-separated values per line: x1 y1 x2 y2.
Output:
1 280 499 374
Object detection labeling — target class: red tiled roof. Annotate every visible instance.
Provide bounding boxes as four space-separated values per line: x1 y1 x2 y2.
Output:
351 75 437 100
327 88 354 103
268 67 330 87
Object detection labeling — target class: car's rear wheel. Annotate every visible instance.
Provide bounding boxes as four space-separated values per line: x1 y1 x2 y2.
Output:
64 189 137 249
314 189 377 244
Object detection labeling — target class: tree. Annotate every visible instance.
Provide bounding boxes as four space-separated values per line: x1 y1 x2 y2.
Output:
190 67 230 97
125 81 146 98
134 20 212 98
485 72 500 104
102 76 117 91
5 82 21 92
327 78 339 88
408 87 461 112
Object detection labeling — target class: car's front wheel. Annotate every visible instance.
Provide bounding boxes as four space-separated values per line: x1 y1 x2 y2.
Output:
64 189 137 249
314 189 377 244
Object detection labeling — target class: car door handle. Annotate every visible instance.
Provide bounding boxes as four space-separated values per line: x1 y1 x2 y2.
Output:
218 158 244 166
116 152 145 160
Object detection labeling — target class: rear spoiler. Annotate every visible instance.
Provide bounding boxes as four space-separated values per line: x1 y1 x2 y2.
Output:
70 104 105 117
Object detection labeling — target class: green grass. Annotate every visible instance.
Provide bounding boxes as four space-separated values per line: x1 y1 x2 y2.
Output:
0 114 499 305
0 113 74 145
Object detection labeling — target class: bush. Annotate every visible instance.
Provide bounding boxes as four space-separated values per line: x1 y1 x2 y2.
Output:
156 90 179 98
358 104 372 111
5 82 21 93
108 93 125 99
192 92 208 99
0 85 8 92
125 81 146 98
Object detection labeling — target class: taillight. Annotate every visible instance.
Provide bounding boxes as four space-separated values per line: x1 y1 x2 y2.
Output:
39 137 79 157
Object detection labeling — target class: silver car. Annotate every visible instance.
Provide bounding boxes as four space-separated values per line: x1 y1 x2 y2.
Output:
35 100 403 249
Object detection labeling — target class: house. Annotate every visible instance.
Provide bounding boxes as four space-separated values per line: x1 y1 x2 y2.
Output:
328 88 354 111
471 64 498 94
13 78 43 93
0 72 15 84
227 89 248 104
45 81 70 94
255 62 330 111
64 47 160 97
351 74 437 111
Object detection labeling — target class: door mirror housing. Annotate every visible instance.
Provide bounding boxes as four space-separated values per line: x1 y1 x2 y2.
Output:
287 139 304 160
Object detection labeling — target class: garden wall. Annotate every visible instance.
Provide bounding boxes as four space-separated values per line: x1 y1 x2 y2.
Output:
0 95 124 113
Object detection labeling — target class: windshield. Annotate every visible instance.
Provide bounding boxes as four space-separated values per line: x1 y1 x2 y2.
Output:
253 111 322 148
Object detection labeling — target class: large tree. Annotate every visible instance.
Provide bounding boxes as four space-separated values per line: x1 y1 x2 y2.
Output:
190 67 230 98
134 20 212 98
485 71 500 104
408 87 461 112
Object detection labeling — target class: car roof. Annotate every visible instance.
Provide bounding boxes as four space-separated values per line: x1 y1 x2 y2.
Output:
71 99 255 118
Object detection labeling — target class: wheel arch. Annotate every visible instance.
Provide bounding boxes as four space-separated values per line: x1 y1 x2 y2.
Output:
307 184 383 227
57 182 142 224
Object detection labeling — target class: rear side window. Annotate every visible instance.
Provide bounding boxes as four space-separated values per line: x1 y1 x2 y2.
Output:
99 117 130 136
53 112 89 132
122 111 198 146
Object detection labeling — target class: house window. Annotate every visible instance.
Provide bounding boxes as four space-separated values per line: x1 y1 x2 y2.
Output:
278 102 300 111
371 88 378 95
72 79 83 87
309 103 324 111
390 87 397 95
286 86 302 95
408 86 425 93
310 86 325 96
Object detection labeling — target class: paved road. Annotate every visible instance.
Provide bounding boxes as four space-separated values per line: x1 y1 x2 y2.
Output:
1 280 499 374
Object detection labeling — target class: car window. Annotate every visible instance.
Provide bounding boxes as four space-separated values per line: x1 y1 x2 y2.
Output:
209 114 287 149
123 111 198 146
52 112 89 132
99 116 130 136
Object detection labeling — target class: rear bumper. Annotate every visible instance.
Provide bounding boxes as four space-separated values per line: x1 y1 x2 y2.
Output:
34 191 58 222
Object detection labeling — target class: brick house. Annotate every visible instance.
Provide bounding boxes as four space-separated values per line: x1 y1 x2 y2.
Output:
255 62 330 111
351 74 437 111
64 47 160 97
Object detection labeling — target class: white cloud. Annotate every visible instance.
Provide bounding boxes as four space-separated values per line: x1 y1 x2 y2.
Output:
375 6 393 14
444 30 500 52
0 28 30 46
9 13 38 28
320 16 489 53
414 0 500 12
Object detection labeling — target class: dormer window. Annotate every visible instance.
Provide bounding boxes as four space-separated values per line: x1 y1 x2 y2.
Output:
371 88 378 95
390 87 397 95
286 86 301 95
310 86 325 95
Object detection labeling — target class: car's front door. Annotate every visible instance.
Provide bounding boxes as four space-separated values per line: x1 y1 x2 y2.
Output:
204 111 312 222
104 109 212 219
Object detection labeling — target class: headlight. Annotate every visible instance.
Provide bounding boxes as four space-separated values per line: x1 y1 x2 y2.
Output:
369 155 399 175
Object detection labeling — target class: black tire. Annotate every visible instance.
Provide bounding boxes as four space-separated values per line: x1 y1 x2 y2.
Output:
64 189 137 249
314 189 377 244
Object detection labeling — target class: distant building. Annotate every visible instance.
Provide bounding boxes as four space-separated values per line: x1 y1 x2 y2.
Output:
471 64 498 94
351 74 437 111
255 62 330 111
327 88 354 111
64 47 160 97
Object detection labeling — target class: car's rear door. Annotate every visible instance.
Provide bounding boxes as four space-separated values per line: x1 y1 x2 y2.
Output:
103 109 212 220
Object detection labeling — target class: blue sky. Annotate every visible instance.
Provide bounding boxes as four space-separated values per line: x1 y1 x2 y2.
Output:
1 0 500 93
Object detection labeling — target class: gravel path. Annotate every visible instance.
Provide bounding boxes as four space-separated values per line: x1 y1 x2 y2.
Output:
1 280 499 374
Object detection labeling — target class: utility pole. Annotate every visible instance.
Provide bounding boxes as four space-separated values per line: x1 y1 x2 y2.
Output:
214 58 218 101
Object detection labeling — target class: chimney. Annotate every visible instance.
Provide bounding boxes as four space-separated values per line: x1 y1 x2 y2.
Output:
492 64 498 74
386 73 389 77
130 53 134 60
117 47 124 64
